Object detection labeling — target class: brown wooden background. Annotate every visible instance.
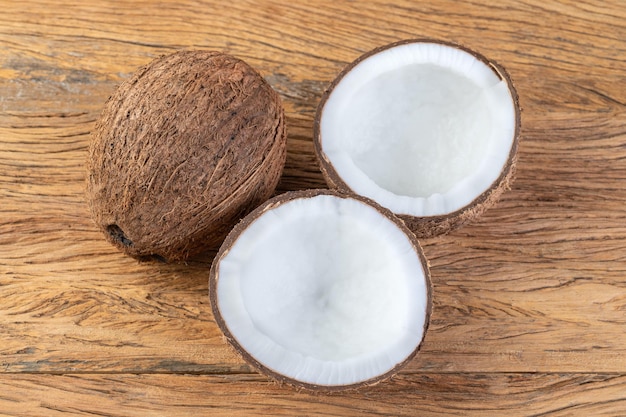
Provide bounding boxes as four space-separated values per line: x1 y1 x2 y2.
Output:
1 0 625 415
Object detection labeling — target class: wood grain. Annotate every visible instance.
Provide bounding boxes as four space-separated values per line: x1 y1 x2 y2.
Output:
1 0 626 414
1 373 626 417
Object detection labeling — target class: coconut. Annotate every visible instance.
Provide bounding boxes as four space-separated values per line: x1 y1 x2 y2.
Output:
210 189 432 390
314 39 521 237
87 50 286 262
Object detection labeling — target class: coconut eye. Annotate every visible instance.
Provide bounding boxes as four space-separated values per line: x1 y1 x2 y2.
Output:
105 224 133 247
314 40 520 237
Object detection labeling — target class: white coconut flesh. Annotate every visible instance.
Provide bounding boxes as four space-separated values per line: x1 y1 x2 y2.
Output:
215 194 429 387
320 42 517 216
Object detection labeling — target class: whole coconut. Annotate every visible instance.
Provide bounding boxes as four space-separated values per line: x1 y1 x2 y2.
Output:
87 51 286 262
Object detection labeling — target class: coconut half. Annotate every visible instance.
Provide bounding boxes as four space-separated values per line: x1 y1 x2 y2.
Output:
314 40 520 237
210 189 431 390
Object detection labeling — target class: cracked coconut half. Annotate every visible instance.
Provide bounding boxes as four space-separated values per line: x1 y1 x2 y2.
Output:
210 190 432 390
314 39 521 237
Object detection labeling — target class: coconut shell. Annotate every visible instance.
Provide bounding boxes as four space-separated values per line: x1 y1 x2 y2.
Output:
313 39 521 238
209 189 432 391
87 50 286 262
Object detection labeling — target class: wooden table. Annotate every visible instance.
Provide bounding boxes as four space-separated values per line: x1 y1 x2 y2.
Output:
1 1 625 415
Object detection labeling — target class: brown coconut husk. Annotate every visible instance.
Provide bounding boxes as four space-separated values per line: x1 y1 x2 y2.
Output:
87 50 286 261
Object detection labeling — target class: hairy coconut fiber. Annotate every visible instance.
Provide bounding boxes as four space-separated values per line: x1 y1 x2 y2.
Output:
87 50 286 262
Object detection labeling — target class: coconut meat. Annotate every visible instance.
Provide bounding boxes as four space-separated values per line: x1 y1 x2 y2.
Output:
320 42 517 216
216 195 428 386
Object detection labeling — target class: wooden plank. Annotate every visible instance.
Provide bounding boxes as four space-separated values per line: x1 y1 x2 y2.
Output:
0 0 625 408
1 0 626 374
0 373 625 416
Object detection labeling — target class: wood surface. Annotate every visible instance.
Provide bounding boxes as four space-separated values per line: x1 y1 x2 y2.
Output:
1 0 625 415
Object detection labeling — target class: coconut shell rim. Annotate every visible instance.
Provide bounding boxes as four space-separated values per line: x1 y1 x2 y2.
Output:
312 38 522 231
208 188 433 392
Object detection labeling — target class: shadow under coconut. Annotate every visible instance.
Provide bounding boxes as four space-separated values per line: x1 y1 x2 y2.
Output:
275 114 328 193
